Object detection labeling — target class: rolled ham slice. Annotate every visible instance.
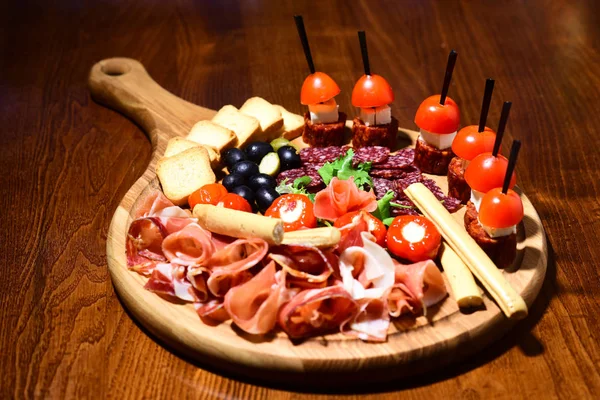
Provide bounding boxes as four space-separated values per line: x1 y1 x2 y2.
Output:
224 261 297 335
341 297 390 342
269 245 334 284
204 238 269 297
134 191 175 219
144 263 207 302
126 217 168 275
314 177 377 221
392 259 448 316
278 285 358 339
161 223 215 266
195 300 230 324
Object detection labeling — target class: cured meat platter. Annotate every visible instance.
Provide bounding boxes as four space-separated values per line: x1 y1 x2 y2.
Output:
90 57 547 386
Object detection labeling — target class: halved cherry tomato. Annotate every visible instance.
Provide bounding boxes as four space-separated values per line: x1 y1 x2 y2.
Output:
451 125 497 161
216 193 252 213
479 188 524 228
265 194 316 231
334 210 387 247
414 95 460 134
386 215 441 262
188 183 228 209
351 74 394 108
464 152 516 193
300 72 341 105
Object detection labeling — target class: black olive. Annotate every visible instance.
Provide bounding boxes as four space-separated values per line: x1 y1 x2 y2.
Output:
247 173 277 191
231 185 255 206
230 160 259 178
244 141 274 164
255 187 280 213
222 173 246 192
223 148 247 170
277 145 301 171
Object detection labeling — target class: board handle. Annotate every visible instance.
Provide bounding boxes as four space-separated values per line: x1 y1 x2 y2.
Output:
88 57 215 148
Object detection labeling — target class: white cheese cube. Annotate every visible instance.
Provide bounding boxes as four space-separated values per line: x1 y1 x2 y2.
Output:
420 128 457 150
309 98 339 124
359 105 392 126
470 189 485 212
479 219 517 238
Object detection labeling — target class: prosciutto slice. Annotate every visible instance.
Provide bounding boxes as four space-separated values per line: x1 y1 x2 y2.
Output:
269 245 334 284
392 260 448 315
126 217 168 275
313 177 377 221
204 238 269 297
144 263 207 302
339 232 395 300
195 300 230 323
341 297 390 342
161 223 215 266
134 191 175 219
278 285 358 339
224 261 297 335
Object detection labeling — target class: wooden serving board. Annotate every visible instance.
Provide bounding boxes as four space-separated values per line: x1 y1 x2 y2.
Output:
90 58 548 387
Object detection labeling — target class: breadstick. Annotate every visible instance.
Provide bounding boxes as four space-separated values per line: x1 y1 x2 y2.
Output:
193 204 284 245
404 182 527 319
439 242 483 308
281 227 341 248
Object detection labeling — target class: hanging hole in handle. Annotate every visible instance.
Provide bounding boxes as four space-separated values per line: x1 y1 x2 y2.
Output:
101 60 132 76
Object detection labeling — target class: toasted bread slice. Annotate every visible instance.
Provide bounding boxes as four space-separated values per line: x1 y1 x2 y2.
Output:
187 120 236 152
274 105 304 140
239 97 284 142
211 105 261 149
156 147 216 206
164 137 220 168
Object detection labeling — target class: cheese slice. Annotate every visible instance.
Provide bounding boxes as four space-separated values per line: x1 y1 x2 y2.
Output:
420 128 457 150
479 219 517 238
470 189 485 212
308 98 339 124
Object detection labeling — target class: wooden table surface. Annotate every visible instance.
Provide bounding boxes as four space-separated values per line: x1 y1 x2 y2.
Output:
2 0 599 398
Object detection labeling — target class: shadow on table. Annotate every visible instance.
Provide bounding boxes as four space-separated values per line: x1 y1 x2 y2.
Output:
115 241 557 395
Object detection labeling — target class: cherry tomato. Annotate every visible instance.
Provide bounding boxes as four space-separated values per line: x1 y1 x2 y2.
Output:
300 72 341 105
414 95 460 134
334 211 387 247
386 215 441 262
464 152 516 193
479 188 524 228
188 183 228 209
216 193 252 213
451 125 497 161
265 194 316 231
351 74 394 108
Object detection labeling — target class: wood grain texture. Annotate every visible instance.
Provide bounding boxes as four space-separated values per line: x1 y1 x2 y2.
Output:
1 0 599 398
91 60 546 381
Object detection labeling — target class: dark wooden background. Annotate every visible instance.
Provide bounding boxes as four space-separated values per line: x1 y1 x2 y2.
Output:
2 0 599 398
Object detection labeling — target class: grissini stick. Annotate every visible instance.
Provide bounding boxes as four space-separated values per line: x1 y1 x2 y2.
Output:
439 242 483 308
281 227 341 248
193 204 284 245
404 182 527 319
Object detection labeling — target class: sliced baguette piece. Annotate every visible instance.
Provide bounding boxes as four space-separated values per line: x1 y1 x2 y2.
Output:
187 120 236 152
211 105 261 149
164 137 221 168
239 97 284 142
274 105 304 140
156 147 216 206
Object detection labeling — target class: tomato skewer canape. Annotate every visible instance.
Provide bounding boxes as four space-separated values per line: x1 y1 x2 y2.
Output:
464 101 515 212
294 15 346 147
448 78 497 203
350 31 398 148
413 50 460 175
465 140 523 268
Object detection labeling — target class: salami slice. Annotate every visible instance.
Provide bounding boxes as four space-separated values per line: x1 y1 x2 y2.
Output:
353 146 390 165
276 168 308 185
300 146 347 164
371 178 396 199
304 169 325 189
369 169 407 179
390 200 419 216
442 196 462 214
371 148 415 170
